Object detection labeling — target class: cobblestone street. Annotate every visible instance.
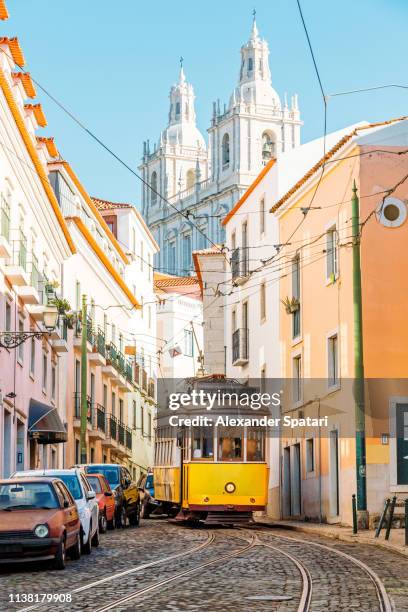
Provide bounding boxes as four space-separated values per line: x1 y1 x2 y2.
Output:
0 519 407 611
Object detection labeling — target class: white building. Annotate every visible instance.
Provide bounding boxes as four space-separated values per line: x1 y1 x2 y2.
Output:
140 17 302 276
154 274 203 379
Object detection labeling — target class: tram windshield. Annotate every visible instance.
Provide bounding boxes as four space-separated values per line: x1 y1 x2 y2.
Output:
191 427 213 460
218 427 243 461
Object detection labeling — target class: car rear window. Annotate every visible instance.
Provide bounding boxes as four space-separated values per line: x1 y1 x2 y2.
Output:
86 466 119 487
87 476 102 493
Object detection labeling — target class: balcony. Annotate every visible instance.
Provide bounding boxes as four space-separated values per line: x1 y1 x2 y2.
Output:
231 248 249 285
232 328 249 366
148 377 155 400
102 414 119 449
51 318 69 353
4 235 30 286
125 426 132 451
27 278 57 321
104 343 134 390
0 197 12 259
73 393 92 431
141 369 148 394
89 327 106 366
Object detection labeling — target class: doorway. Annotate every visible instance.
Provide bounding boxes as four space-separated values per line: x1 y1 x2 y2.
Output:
291 443 301 516
283 446 291 517
329 430 340 516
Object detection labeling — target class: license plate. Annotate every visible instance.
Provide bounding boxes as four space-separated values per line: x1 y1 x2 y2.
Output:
0 545 22 553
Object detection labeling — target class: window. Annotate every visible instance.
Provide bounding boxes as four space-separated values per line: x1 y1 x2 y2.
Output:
248 57 253 72
292 254 301 338
175 102 180 119
232 310 236 332
42 352 47 392
247 429 265 461
141 405 145 435
306 438 314 472
5 301 11 332
326 226 338 280
218 427 243 461
75 281 81 311
168 241 176 274
111 324 116 344
192 427 213 459
184 329 193 357
30 337 35 377
111 392 116 416
378 197 407 228
262 132 275 164
328 334 339 388
18 318 24 363
119 399 124 423
151 172 157 205
75 439 80 464
186 169 195 190
222 133 230 167
260 197 265 234
119 333 123 353
182 234 191 273
51 365 56 400
293 355 302 403
103 384 107 409
132 400 137 429
260 283 266 321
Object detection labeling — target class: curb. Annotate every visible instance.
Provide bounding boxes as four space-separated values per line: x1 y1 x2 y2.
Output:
253 520 408 558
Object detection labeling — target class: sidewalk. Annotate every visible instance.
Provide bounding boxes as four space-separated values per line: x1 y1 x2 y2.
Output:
253 516 408 557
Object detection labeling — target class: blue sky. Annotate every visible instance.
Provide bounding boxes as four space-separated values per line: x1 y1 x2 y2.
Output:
2 0 407 205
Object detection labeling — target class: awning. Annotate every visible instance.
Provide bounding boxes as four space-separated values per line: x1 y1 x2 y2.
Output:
28 399 67 445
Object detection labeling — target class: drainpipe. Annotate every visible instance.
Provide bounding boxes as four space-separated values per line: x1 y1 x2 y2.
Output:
80 295 88 464
351 181 367 519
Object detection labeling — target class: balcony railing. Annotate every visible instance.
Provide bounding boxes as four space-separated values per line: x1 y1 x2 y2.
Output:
0 196 10 242
125 426 132 450
148 377 155 399
142 369 148 392
134 362 140 386
74 392 92 422
125 361 133 384
231 247 249 281
30 255 40 292
7 235 28 271
96 328 106 357
232 328 249 364
118 421 125 446
109 414 118 440
106 343 133 383
96 403 106 432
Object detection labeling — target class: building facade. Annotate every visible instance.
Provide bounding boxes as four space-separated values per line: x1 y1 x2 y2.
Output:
140 18 302 276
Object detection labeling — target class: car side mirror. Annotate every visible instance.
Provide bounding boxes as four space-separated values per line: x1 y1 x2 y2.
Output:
86 490 96 500
104 491 113 497
63 500 70 508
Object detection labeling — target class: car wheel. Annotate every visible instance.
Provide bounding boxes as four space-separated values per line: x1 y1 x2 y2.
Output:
99 510 107 534
69 533 81 560
92 525 100 547
53 538 66 570
82 527 92 555
116 505 127 529
129 503 140 527
140 502 151 519
107 514 116 530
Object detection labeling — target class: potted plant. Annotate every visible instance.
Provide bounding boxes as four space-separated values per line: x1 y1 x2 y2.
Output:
281 296 300 314
50 297 71 315
64 312 76 330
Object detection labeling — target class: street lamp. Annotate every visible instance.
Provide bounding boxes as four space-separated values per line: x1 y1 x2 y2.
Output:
0 305 59 349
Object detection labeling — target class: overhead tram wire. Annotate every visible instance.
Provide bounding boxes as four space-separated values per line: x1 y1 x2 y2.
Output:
0 48 228 267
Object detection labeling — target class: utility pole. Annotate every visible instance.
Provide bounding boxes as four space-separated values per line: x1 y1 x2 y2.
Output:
351 180 367 521
80 294 88 464
190 321 205 377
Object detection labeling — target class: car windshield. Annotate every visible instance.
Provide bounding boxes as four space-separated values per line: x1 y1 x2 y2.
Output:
57 475 83 500
87 476 102 493
86 466 119 487
0 482 58 510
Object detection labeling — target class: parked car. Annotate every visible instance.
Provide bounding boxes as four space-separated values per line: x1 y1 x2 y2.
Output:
137 472 160 518
83 464 140 528
85 473 115 533
13 469 99 554
0 477 81 570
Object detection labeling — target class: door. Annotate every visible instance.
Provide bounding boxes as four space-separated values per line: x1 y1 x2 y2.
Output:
397 404 408 485
291 443 301 516
329 430 340 516
283 446 291 517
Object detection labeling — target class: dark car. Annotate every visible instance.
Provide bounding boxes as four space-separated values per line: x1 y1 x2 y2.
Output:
137 472 160 518
83 464 140 528
0 477 81 570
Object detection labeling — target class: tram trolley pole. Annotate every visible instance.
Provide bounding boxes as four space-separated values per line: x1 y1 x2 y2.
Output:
375 498 390 538
385 496 397 541
405 499 408 547
352 494 358 534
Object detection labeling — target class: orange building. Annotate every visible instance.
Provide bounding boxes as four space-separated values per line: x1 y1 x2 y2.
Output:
275 117 408 526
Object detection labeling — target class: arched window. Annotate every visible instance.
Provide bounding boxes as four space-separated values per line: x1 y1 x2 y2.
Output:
222 133 230 168
175 102 180 119
186 169 196 190
151 171 158 205
262 132 275 164
248 57 253 72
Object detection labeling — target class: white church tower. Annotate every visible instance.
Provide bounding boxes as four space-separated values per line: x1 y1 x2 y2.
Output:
139 16 302 276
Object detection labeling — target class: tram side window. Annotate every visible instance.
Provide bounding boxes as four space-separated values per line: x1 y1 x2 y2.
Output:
247 428 265 461
218 427 243 461
192 427 213 460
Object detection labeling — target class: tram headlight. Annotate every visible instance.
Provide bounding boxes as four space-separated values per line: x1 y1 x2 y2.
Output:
224 482 236 494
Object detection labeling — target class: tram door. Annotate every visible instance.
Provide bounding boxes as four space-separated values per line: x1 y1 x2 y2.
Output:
397 404 408 485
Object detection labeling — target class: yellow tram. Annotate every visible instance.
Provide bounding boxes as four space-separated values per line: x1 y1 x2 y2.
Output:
154 376 269 523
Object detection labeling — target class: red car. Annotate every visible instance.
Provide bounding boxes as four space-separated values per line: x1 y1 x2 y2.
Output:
85 473 115 533
0 477 81 569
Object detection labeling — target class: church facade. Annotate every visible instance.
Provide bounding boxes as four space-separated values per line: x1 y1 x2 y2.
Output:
139 18 302 276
